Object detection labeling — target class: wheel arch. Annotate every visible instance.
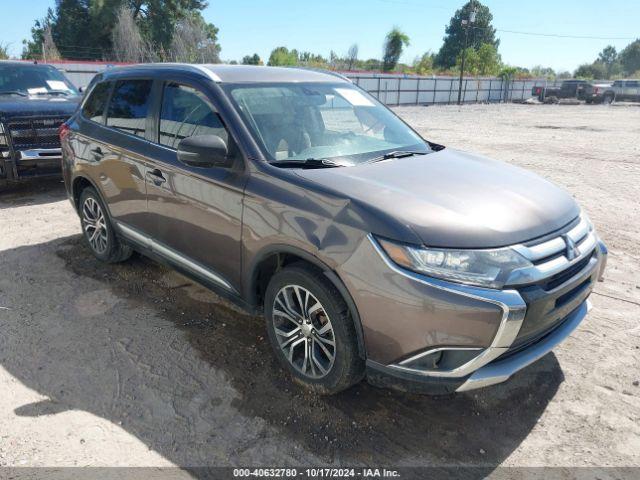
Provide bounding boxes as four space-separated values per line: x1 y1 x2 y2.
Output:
72 175 101 210
246 244 367 360
71 175 118 224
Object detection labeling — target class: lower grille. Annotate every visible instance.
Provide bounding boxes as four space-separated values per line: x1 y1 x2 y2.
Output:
6 116 67 150
542 251 595 291
513 255 598 349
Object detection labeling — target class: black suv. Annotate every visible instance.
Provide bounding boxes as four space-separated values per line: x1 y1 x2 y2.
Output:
0 61 80 185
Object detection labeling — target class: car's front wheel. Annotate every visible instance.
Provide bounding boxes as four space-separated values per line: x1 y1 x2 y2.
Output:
264 264 364 394
79 187 133 263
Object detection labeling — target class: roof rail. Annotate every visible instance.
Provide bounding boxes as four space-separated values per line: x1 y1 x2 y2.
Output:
291 67 352 83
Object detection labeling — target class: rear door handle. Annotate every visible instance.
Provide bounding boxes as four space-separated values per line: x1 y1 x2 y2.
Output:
146 168 166 186
90 147 104 159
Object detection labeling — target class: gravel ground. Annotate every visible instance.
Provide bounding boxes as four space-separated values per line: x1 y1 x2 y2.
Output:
0 103 638 473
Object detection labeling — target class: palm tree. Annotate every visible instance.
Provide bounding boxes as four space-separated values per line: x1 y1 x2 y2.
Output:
382 27 410 72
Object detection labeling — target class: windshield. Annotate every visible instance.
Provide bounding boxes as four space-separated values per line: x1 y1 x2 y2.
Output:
0 64 78 96
224 82 430 165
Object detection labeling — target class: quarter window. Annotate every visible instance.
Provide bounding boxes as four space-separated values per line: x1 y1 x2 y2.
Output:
159 82 229 149
82 81 111 124
106 79 152 137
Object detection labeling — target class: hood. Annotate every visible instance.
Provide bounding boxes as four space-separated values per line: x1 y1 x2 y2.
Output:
294 148 580 248
0 95 80 118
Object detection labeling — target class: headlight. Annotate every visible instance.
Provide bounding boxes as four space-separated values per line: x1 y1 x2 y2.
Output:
377 237 532 289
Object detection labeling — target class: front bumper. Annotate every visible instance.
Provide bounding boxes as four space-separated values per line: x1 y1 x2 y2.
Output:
0 148 62 181
361 235 607 394
367 300 591 393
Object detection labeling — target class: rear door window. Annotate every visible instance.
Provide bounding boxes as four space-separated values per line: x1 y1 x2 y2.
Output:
158 82 229 150
106 79 152 138
82 81 111 124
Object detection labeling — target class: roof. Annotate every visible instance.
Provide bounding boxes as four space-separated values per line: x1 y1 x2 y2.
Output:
0 60 57 67
98 63 350 84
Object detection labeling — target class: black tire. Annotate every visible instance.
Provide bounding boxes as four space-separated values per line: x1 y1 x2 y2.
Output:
78 187 133 263
264 264 365 394
603 93 614 105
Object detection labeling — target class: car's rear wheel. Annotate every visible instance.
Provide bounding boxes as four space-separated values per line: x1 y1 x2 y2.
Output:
603 93 614 104
79 187 133 263
264 264 364 394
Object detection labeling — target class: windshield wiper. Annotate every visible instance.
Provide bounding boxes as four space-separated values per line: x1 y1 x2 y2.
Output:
270 158 345 169
0 90 27 97
31 90 72 96
363 150 428 165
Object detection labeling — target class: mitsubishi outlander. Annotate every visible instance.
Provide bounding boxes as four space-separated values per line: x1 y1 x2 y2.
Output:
61 64 607 394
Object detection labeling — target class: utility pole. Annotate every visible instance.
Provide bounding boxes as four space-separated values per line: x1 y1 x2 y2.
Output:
457 9 477 105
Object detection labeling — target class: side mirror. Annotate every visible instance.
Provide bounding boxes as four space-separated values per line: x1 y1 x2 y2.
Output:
78 86 85 93
177 135 232 168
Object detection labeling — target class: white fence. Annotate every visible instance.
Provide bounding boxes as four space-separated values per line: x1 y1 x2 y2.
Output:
45 61 559 106
345 73 560 105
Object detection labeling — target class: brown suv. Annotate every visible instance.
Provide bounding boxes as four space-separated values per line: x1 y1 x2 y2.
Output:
60 64 607 394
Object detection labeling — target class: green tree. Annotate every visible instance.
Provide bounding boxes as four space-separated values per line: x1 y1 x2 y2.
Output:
530 65 556 79
361 58 381 71
574 62 607 79
619 39 640 76
596 45 621 78
268 47 298 66
413 52 434 75
476 42 501 75
23 0 213 60
299 51 328 67
455 43 500 76
22 8 56 59
456 46 480 75
242 53 262 65
435 0 499 69
382 27 410 72
169 12 220 63
242 54 260 65
53 0 92 57
0 43 9 60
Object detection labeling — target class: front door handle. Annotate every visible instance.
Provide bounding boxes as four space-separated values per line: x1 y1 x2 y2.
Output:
90 147 104 159
146 168 166 186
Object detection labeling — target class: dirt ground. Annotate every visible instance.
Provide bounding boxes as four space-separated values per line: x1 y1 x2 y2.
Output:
0 103 638 473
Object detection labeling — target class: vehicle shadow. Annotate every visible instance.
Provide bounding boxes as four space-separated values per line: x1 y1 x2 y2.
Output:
0 178 67 209
0 235 564 471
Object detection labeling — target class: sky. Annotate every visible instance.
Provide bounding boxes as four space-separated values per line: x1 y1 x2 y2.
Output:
3 0 639 72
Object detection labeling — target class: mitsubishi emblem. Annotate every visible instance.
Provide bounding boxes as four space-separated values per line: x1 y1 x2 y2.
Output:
563 235 579 260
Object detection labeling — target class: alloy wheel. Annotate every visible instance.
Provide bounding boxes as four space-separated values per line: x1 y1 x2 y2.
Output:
82 197 108 254
272 285 336 378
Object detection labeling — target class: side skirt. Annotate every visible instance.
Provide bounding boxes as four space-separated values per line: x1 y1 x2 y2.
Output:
114 221 258 315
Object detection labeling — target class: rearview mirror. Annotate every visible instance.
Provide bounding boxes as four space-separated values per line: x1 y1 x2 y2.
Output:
177 135 231 168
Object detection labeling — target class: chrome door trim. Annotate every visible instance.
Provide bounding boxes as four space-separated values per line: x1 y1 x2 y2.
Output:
115 221 237 294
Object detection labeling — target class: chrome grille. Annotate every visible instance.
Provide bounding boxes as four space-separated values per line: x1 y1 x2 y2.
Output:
507 215 598 287
5 116 67 150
